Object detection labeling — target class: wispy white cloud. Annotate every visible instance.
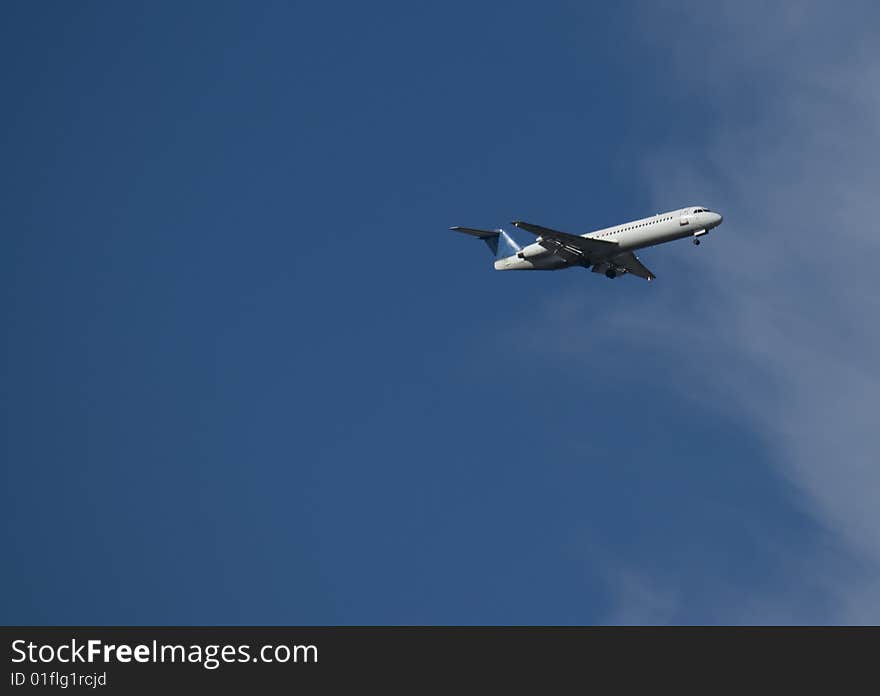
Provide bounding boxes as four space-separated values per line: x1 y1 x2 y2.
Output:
542 1 880 623
641 2 880 623
602 566 679 626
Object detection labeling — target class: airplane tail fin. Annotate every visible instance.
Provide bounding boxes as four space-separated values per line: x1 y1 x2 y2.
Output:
450 226 521 258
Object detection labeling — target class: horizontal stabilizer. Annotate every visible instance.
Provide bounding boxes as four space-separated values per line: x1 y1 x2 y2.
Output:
451 226 520 258
450 226 501 255
449 226 501 239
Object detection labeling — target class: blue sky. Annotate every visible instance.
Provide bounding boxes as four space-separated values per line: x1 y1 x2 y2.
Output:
3 1 878 624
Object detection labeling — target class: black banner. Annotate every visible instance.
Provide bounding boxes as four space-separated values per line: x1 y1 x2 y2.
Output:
2 627 876 692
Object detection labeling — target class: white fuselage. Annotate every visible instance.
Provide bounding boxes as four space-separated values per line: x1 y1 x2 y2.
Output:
495 206 724 270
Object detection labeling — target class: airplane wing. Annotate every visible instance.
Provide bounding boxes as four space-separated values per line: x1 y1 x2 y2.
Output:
612 251 656 281
511 220 617 263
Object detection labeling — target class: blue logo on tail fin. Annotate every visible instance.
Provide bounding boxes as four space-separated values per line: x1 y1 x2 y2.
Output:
497 228 522 258
481 228 521 258
450 225 522 258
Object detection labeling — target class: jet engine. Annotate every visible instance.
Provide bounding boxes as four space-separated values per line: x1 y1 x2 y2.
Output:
516 242 549 260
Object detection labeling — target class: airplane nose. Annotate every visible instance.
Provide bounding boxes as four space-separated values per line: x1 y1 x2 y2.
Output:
714 212 723 227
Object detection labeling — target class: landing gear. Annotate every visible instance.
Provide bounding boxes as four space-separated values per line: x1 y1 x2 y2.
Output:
605 268 617 279
693 238 701 246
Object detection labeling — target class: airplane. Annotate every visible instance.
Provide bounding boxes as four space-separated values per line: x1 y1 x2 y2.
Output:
451 206 723 281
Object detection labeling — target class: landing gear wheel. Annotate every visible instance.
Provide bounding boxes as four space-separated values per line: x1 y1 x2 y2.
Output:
605 269 617 279
693 238 701 246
